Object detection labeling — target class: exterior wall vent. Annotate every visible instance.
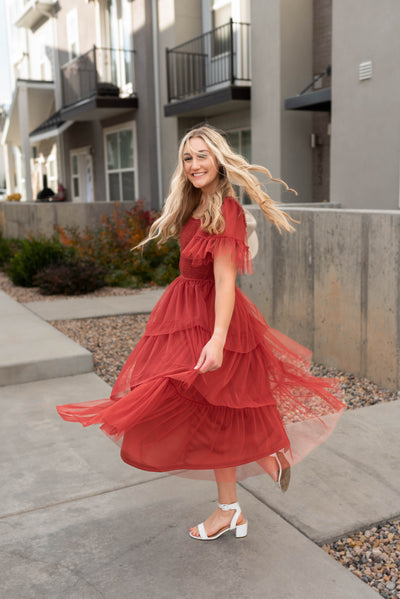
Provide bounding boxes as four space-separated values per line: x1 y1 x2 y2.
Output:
359 61 373 80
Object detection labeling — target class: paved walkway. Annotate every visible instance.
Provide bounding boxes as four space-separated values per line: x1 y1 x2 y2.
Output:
0 291 92 386
1 290 398 598
23 288 164 321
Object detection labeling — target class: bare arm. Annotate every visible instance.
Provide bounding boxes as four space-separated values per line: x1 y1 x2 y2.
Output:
194 252 237 373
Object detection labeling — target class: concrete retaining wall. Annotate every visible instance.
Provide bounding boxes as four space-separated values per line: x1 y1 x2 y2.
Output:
0 201 137 239
238 206 400 390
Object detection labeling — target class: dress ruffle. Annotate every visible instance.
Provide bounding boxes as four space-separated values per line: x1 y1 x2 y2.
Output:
180 197 253 275
57 197 346 483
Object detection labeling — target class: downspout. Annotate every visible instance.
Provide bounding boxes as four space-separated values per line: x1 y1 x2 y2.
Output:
151 0 163 209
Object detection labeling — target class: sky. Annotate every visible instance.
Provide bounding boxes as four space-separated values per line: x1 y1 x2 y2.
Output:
0 0 12 106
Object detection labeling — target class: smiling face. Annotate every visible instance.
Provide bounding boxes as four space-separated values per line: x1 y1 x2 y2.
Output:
182 137 220 195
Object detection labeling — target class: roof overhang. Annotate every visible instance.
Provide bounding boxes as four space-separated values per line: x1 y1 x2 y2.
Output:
29 109 73 143
284 87 331 112
60 96 138 122
14 0 58 30
2 80 55 146
164 85 251 118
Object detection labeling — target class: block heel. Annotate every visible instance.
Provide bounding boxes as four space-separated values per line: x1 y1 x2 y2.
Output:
235 521 248 538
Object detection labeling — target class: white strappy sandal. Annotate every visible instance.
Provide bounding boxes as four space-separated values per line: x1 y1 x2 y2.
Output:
273 452 291 493
189 502 248 540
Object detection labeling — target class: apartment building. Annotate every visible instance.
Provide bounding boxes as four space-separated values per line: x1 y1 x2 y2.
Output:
2 0 157 207
2 0 400 212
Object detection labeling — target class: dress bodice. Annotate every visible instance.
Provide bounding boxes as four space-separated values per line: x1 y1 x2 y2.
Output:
179 218 214 280
178 197 253 281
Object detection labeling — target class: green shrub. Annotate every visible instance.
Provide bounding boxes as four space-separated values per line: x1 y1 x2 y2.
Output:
6 236 72 287
152 239 180 286
56 203 180 287
0 234 23 267
34 258 107 295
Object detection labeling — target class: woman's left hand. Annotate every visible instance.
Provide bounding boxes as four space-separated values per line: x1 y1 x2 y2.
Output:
194 337 224 373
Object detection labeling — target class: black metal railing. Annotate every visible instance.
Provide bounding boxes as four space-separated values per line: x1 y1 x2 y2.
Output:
166 20 251 102
61 46 135 107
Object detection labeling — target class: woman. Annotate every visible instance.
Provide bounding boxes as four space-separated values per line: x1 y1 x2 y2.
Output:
57 125 345 541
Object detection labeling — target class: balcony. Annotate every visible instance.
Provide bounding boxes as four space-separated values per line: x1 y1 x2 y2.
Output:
165 20 251 118
14 0 58 30
60 46 137 121
284 66 332 112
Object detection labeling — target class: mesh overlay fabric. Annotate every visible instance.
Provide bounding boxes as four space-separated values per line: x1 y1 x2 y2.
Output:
57 197 345 482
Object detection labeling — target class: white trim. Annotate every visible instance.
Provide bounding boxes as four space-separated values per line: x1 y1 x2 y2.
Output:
103 121 137 202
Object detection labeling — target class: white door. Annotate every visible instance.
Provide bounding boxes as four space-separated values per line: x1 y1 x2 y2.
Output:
70 148 94 202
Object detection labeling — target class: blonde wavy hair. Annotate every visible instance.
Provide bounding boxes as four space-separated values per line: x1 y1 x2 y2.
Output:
137 125 297 248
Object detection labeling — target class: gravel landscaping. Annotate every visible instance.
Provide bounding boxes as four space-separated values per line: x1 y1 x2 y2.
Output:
51 315 149 386
323 521 400 598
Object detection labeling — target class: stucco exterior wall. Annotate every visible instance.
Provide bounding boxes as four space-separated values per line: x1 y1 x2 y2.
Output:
250 0 282 203
238 206 400 390
330 0 400 209
132 0 160 208
157 0 203 203
280 0 313 203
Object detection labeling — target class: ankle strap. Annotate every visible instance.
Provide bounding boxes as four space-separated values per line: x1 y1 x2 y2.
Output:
218 502 240 512
218 502 241 529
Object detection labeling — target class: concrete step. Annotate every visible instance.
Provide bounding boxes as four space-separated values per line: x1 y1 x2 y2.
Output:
23 288 164 321
0 291 93 386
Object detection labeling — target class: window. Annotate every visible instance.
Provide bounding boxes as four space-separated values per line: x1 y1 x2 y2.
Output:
225 128 251 203
106 0 133 94
104 124 136 202
71 154 79 199
211 0 232 57
46 153 58 192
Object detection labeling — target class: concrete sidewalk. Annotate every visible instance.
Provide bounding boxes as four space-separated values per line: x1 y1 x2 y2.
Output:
0 290 397 598
23 287 164 321
1 374 378 599
0 291 92 386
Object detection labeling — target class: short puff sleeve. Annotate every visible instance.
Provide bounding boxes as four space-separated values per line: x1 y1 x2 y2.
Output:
181 197 253 274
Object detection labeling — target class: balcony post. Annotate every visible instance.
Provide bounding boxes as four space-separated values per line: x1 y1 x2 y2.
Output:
229 18 234 85
166 48 171 103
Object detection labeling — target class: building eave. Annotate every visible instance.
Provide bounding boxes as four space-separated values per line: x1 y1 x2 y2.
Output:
59 96 138 122
164 85 251 118
284 87 331 112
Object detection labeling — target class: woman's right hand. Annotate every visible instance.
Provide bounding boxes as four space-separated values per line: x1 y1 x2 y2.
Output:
194 337 224 373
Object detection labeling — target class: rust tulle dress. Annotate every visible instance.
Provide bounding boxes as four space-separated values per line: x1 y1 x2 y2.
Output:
57 197 346 482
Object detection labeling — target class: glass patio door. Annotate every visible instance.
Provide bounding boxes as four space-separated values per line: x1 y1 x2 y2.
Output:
107 0 133 95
